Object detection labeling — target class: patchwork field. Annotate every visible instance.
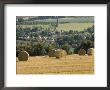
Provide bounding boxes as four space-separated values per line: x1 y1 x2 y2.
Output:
16 54 94 74
17 23 93 31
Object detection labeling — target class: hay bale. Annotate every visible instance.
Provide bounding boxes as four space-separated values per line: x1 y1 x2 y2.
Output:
54 49 62 58
18 51 29 61
87 48 94 55
48 49 56 57
48 49 67 58
61 50 67 56
54 49 67 59
78 49 86 55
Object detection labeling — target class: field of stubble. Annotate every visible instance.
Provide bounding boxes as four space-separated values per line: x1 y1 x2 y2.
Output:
16 54 94 74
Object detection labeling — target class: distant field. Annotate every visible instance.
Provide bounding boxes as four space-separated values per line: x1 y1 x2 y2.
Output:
17 23 93 31
33 17 94 23
17 16 94 23
16 54 94 74
58 23 93 31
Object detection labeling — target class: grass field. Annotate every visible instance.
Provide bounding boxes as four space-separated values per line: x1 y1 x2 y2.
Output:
17 16 94 23
58 23 93 31
16 54 94 74
17 23 93 31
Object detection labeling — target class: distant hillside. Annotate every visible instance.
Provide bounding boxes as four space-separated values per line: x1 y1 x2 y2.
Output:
16 16 94 23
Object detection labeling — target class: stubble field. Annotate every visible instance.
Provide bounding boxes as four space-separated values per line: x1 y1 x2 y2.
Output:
16 54 94 74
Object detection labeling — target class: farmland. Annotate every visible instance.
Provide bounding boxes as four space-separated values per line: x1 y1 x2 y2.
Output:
16 54 94 74
16 16 94 74
17 23 93 31
16 16 94 31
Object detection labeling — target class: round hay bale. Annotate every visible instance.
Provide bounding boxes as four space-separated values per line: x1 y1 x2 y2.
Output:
87 48 94 55
48 49 56 57
18 51 29 61
48 49 67 58
78 49 86 55
54 49 67 59
54 49 62 58
61 50 67 56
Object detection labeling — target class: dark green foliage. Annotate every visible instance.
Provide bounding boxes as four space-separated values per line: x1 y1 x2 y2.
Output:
78 49 86 55
41 49 47 55
68 48 75 55
80 40 93 52
75 40 94 54
62 43 71 55
16 50 21 57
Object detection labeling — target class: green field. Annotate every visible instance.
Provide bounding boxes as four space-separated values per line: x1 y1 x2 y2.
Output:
18 16 94 23
33 17 94 23
57 23 93 31
17 23 93 31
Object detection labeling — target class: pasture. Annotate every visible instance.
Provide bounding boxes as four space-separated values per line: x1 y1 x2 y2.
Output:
16 54 94 74
17 23 93 31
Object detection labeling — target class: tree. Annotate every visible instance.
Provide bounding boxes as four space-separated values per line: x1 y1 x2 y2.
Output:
17 17 23 24
78 40 93 52
41 49 47 55
46 45 55 53
62 43 71 54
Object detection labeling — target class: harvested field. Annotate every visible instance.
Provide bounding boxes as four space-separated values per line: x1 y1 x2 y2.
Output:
16 54 94 74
